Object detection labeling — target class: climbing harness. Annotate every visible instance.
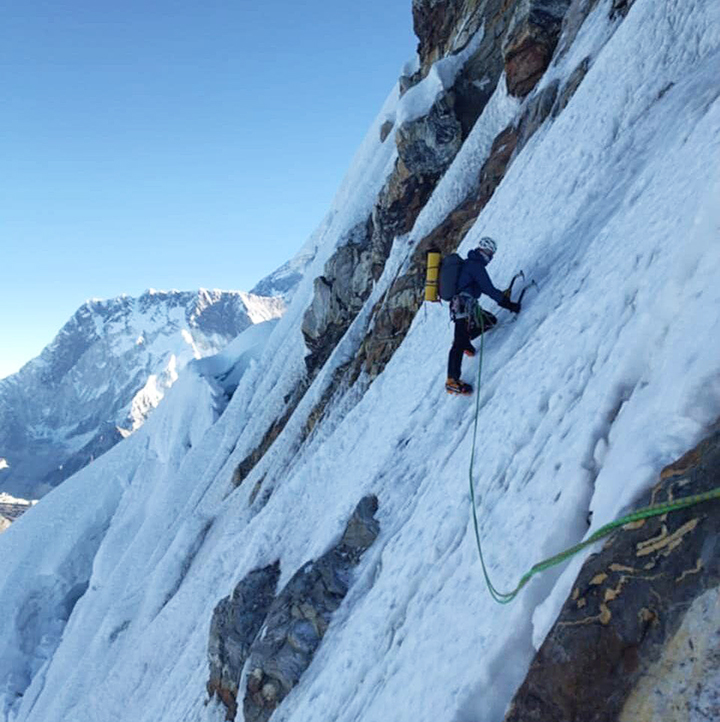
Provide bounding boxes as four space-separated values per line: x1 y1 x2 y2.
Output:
468 295 720 604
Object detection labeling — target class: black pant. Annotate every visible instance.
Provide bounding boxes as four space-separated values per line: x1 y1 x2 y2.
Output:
447 310 497 380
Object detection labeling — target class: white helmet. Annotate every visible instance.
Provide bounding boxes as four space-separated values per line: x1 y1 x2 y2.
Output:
476 236 497 258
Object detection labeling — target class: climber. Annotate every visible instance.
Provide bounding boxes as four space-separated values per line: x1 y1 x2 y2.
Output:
446 237 521 395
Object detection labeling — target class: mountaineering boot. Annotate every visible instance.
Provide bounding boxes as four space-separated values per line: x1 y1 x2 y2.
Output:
446 377 473 395
464 345 476 358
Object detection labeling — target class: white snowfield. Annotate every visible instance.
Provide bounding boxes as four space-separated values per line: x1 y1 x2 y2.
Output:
1 2 719 721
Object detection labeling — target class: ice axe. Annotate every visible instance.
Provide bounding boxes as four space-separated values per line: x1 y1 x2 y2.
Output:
517 279 539 304
503 271 525 300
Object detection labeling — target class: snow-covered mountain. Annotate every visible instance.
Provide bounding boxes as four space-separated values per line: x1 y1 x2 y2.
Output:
250 245 315 302
0 493 35 532
0 289 284 500
1 1 719 721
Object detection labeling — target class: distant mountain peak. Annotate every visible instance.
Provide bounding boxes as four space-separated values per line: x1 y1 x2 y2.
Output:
0 288 284 499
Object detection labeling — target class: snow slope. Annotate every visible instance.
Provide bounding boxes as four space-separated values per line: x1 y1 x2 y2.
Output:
1 1 719 721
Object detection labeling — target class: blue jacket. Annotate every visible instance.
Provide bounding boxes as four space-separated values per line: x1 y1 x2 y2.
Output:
457 249 512 309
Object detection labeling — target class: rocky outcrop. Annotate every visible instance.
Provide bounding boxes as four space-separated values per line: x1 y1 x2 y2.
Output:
618 588 720 721
411 1 573 102
396 93 463 177
611 0 637 19
207 563 282 720
207 497 380 721
301 92 465 380
379 120 394 143
504 425 720 722
410 0 509 135
243 496 380 722
301 218 374 377
503 0 573 97
515 79 559 151
555 0 602 59
411 0 468 75
551 56 590 118
325 2 583 389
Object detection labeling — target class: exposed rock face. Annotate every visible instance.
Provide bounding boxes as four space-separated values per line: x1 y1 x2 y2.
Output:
396 93 463 176
515 79 560 151
372 159 437 266
207 497 380 721
503 0 573 97
504 426 720 722
611 0 637 19
410 0 579 148
301 218 374 377
301 93 464 380
411 0 509 134
412 1 572 101
243 496 380 722
619 588 720 722
552 56 590 118
555 0 602 59
412 0 466 74
379 120 395 143
207 562 281 720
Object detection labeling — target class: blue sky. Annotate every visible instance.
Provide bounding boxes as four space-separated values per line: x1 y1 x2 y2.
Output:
0 1 416 378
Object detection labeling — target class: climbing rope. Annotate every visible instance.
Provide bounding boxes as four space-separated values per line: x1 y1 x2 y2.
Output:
467 305 720 604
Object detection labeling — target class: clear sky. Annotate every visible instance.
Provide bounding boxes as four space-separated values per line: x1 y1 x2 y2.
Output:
0 1 417 378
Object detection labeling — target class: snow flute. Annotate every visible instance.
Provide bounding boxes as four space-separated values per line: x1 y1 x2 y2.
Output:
424 250 441 302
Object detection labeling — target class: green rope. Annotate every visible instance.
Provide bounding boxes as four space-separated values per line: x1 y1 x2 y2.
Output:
467 304 720 604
